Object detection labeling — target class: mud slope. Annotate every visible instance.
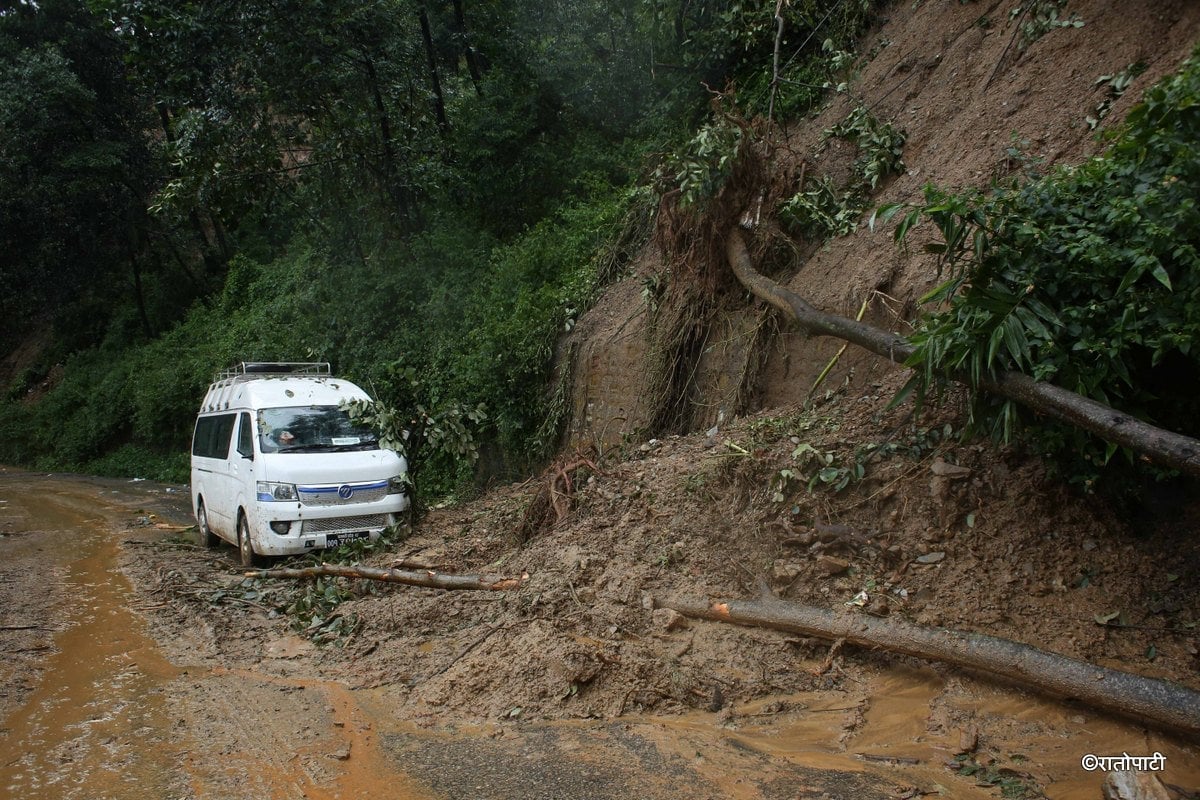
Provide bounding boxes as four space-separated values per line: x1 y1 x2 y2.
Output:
567 0 1200 443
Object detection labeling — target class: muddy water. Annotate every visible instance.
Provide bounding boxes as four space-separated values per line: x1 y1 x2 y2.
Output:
650 668 1200 799
1 471 1197 799
0 479 183 798
0 473 430 800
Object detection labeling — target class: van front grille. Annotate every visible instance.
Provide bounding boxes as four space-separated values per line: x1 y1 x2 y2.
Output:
301 515 390 534
298 482 388 506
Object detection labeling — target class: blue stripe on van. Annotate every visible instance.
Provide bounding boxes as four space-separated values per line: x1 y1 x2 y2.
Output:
297 480 389 493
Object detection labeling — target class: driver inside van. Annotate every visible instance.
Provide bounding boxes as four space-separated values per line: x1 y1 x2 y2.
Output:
275 430 296 447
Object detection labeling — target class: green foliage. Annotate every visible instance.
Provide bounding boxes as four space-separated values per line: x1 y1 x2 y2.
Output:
0 0 160 341
3 0 895 501
881 48 1200 488
726 0 882 119
781 104 905 238
1013 0 1084 53
669 117 746 208
285 576 358 643
1086 61 1147 130
952 754 1044 799
780 175 866 238
343 379 487 501
777 442 866 496
826 105 906 190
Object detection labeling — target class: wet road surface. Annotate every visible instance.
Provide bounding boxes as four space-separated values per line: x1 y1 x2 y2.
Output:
1 469 1197 799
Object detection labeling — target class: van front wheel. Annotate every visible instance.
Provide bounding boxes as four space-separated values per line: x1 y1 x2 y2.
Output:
196 500 220 549
237 513 267 568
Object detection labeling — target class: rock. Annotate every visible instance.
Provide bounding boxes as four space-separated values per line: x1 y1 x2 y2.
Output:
915 551 946 564
651 607 688 632
867 595 890 615
931 458 972 478
955 726 978 755
330 745 351 761
816 555 850 576
708 683 725 712
772 561 803 582
1102 771 1170 800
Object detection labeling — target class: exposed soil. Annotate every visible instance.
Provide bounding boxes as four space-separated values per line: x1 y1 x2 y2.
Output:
566 0 1200 444
118 379 1200 798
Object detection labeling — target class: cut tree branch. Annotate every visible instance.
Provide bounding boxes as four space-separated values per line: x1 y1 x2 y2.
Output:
246 564 528 591
663 595 1200 737
725 228 1200 478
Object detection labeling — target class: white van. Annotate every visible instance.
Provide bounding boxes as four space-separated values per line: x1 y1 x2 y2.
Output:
190 362 410 566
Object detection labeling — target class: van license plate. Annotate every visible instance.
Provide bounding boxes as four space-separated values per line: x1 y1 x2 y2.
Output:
324 531 368 548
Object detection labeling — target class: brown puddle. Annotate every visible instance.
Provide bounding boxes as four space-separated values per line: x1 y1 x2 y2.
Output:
0 474 431 800
629 666 1200 799
0 481 184 798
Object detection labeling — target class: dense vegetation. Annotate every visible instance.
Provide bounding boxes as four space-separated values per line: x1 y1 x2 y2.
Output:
5 0 1198 502
0 0 879 492
882 47 1200 492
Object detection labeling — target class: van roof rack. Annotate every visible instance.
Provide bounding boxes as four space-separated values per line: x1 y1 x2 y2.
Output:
216 362 332 382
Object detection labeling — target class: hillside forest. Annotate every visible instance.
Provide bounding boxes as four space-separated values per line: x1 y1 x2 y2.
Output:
3 0 1200 509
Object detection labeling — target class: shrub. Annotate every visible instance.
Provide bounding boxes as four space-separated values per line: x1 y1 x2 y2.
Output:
881 47 1200 489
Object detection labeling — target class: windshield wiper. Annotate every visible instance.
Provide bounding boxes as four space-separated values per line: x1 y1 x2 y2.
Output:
279 442 378 453
278 444 335 453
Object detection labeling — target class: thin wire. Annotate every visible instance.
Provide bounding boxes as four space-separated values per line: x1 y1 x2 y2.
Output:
748 0 849 113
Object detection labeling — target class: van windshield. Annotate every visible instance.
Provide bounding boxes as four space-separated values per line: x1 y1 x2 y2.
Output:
257 406 380 453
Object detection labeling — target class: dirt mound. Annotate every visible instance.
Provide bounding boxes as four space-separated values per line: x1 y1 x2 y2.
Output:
122 380 1200 793
312 378 1198 725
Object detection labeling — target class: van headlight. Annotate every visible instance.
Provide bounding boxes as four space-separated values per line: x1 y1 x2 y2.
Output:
257 481 298 501
387 474 410 495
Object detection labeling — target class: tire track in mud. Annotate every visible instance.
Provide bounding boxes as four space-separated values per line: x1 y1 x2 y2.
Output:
175 666 429 800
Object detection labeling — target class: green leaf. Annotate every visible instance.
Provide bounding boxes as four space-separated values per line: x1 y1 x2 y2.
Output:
918 278 958 305
1150 263 1172 290
869 202 905 231
886 374 921 411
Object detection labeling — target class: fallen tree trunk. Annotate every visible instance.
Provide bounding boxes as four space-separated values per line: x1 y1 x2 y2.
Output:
246 564 528 591
726 228 1200 478
663 595 1200 737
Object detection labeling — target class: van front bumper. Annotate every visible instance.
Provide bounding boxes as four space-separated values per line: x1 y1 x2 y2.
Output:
249 495 409 556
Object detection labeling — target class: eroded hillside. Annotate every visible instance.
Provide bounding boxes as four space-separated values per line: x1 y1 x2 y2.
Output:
123 4 1200 798
566 0 1200 444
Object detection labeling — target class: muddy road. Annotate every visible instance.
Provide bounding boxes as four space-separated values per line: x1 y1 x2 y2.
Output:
1 468 1197 799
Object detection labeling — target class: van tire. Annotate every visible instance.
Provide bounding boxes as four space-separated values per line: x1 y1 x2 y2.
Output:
237 513 267 568
196 500 220 548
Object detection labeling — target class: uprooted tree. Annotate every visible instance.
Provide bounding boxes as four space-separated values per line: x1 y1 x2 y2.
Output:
669 50 1200 485
662 594 1200 737
725 227 1200 479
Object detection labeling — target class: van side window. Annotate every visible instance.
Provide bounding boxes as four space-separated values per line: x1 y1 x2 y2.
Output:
237 412 254 459
192 414 236 459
